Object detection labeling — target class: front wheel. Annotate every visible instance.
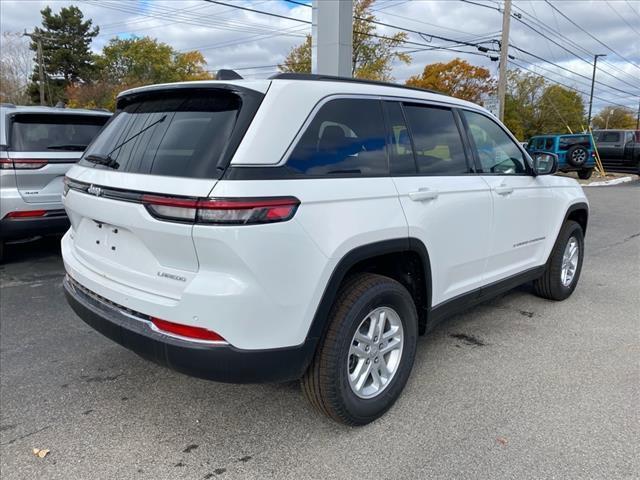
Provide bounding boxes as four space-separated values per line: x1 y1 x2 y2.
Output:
534 220 584 301
301 273 418 426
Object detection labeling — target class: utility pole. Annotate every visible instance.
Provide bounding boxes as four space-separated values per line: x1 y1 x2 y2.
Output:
23 31 45 105
587 54 606 128
312 0 353 77
497 0 512 122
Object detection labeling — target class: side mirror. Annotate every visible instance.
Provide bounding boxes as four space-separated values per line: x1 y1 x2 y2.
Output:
530 151 558 176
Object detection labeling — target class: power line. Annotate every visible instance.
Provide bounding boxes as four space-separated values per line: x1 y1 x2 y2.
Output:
456 0 640 92
512 5 640 91
204 0 311 24
606 0 640 36
510 43 638 97
459 0 500 12
86 0 307 39
544 0 640 71
181 25 309 53
510 59 635 110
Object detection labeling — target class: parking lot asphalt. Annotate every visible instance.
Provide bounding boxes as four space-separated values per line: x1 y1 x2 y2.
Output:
1 183 639 480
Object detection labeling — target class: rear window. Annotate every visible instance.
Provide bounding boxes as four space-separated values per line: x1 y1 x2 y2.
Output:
559 135 590 150
80 89 254 179
10 114 108 152
286 98 388 176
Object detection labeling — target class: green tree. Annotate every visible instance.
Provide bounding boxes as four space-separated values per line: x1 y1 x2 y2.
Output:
67 36 212 110
29 5 99 104
504 70 546 140
279 0 410 81
592 106 636 129
538 85 586 134
97 36 211 85
503 69 586 140
406 58 495 104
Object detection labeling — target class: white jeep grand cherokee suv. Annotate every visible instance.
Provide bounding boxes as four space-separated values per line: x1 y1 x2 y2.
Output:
62 73 588 425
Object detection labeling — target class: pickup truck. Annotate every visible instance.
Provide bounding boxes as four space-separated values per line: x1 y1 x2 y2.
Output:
593 129 640 174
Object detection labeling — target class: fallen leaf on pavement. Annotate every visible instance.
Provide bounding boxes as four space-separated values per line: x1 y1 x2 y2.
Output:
32 448 50 458
496 437 508 446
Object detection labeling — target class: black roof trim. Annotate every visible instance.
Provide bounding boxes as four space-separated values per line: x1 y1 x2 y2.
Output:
269 73 443 96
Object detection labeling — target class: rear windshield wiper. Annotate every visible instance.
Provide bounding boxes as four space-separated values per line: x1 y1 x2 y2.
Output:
83 114 167 170
47 144 88 151
84 153 119 169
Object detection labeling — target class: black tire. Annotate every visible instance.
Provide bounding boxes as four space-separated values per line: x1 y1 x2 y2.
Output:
566 145 589 167
578 167 594 180
534 220 584 301
301 273 418 426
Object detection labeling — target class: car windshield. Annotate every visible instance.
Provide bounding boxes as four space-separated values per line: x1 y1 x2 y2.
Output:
10 114 108 152
80 89 243 179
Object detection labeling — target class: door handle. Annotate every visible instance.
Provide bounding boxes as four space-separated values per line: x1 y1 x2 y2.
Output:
408 188 439 202
494 185 514 196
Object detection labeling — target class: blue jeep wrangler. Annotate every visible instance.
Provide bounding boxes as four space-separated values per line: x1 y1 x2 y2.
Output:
526 134 595 179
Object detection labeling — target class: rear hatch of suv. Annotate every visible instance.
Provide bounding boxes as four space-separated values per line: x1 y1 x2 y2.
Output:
63 82 267 298
6 112 109 203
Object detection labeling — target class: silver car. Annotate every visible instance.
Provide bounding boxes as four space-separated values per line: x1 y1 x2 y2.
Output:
0 104 111 259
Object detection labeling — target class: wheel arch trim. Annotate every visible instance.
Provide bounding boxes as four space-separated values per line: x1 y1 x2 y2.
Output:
303 237 432 348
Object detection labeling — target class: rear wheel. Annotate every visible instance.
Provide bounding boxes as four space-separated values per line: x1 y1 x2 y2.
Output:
578 167 593 180
534 220 584 301
301 273 418 426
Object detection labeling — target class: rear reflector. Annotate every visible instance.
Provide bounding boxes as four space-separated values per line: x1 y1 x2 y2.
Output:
5 210 47 219
0 158 47 169
151 317 226 343
142 195 300 225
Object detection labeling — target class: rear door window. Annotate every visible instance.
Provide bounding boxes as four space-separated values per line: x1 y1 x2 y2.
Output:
10 114 108 152
598 132 621 143
286 98 388 176
80 89 251 179
402 104 469 175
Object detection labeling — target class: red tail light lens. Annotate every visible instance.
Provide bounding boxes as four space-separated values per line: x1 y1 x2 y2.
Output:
0 158 47 169
142 195 300 225
5 210 47 219
150 317 226 343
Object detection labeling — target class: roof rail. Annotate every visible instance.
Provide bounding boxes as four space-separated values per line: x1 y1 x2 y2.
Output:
268 73 442 96
216 69 243 80
0 103 17 108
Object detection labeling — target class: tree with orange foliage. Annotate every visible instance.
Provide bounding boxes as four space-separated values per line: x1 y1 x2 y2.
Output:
406 58 496 104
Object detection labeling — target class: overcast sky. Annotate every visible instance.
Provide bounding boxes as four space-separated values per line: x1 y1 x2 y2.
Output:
1 0 638 112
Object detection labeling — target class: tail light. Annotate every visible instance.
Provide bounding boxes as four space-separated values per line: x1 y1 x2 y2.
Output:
4 210 47 219
142 195 300 225
150 317 226 343
0 158 47 169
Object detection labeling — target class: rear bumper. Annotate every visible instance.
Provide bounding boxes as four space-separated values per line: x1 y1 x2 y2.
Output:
63 275 314 383
1 210 69 240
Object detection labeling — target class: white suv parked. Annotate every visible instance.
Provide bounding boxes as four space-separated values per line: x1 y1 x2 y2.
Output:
1 105 110 258
61 74 588 425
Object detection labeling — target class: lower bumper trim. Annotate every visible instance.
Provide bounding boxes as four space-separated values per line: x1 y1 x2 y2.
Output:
63 275 315 383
